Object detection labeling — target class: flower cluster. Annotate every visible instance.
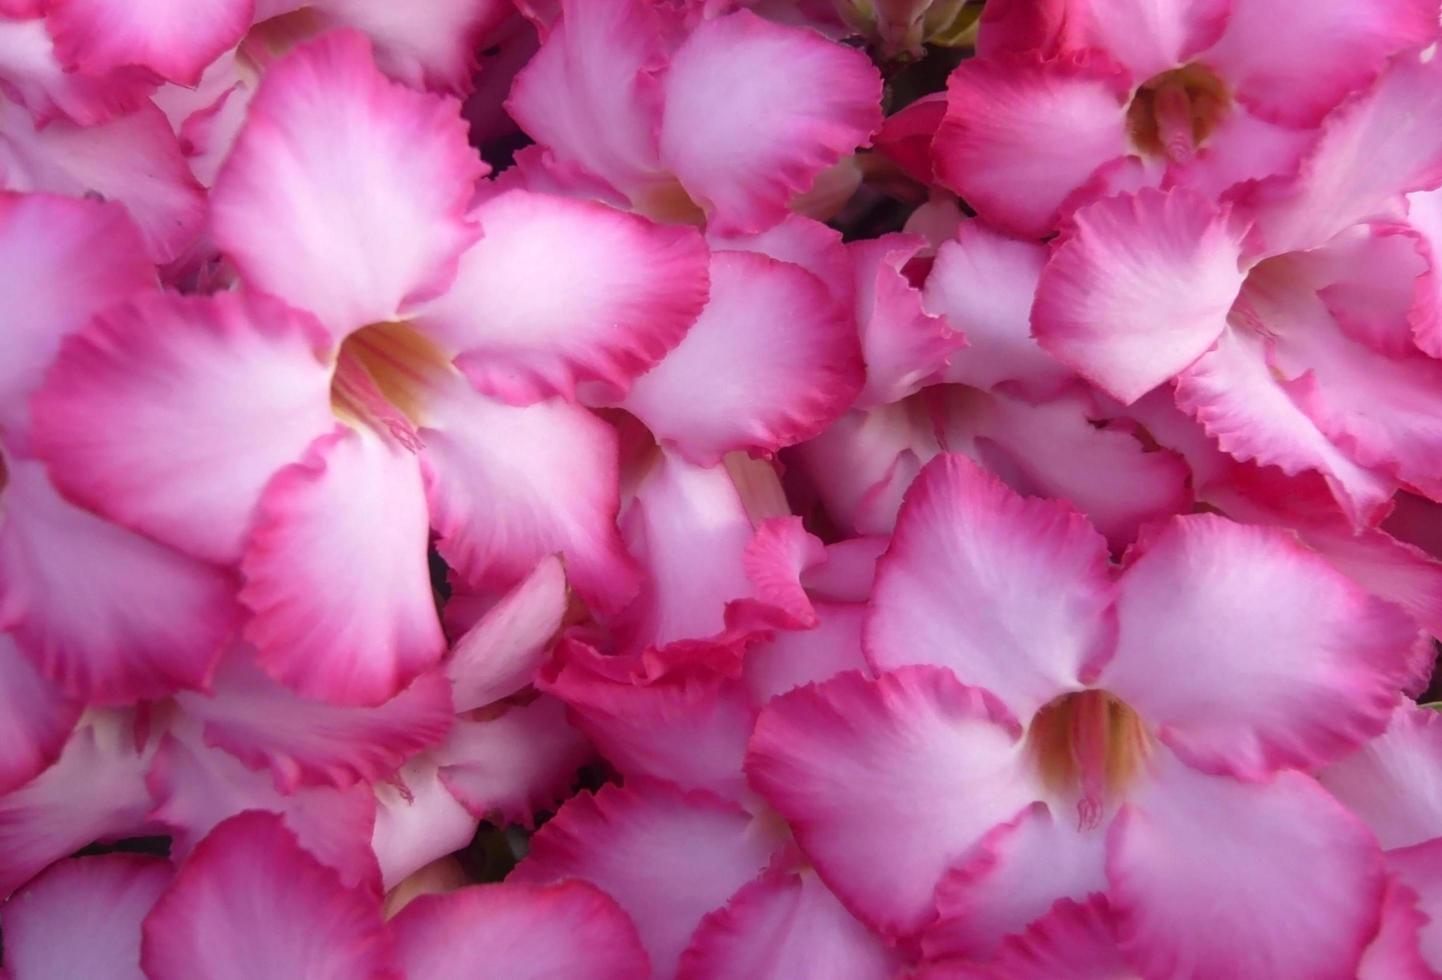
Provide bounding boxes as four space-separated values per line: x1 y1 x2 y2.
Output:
3 0 1442 976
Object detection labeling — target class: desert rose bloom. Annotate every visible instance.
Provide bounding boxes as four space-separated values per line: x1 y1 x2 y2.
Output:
1031 49 1442 524
33 29 710 705
747 453 1422 977
938 0 1440 236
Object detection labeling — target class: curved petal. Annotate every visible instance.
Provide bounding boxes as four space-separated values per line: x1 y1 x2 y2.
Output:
1204 0 1438 128
419 377 639 614
435 696 591 826
0 98 204 263
241 427 444 706
745 667 1038 937
310 0 511 94
923 895 1130 980
32 290 335 565
1032 188 1247 405
743 600 869 703
0 456 238 704
1108 753 1385 980
141 812 394 980
924 221 1072 396
1387 839 1442 972
146 730 381 890
1360 877 1436 980
413 190 709 404
865 454 1114 719
679 866 900 980
659 9 882 234
44 0 253 86
935 54 1130 238
371 756 478 890
179 651 452 792
622 250 864 465
0 715 151 899
1102 514 1418 778
1320 704 1442 850
1 854 170 980
0 636 78 796
511 781 778 976
391 881 650 980
0 17 155 126
1072 0 1230 80
0 191 151 443
211 30 482 339
446 554 568 711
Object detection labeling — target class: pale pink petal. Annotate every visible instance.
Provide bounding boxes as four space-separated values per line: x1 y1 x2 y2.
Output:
851 232 962 406
44 0 252 86
1387 839 1442 971
1170 107 1314 200
923 803 1108 960
924 221 1072 396
2 854 170 980
923 895 1132 980
392 881 649 979
141 811 394 980
419 377 638 613
708 213 853 297
0 98 204 262
1109 753 1385 979
1102 514 1417 777
413 190 708 403
1032 188 1247 404
744 601 869 702
446 555 567 711
786 402 923 538
0 191 151 443
1175 327 1394 525
1359 877 1436 980
511 781 778 976
310 0 512 93
0 17 155 126
865 454 1114 719
372 757 479 889
211 30 482 339
1245 51 1442 258
1408 188 1442 358
934 54 1130 238
505 0 671 204
0 637 73 803
0 714 151 898
436 696 591 825
746 667 1038 936
658 10 881 233
145 730 381 889
622 250 864 465
241 427 444 706
1204 0 1439 128
1320 705 1442 850
32 290 335 565
679 866 900 980
801 536 887 603
0 456 238 704
179 651 452 792
1073 0 1229 80
540 637 754 798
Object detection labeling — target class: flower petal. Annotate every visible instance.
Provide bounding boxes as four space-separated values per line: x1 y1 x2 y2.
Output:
1102 514 1417 778
211 30 482 339
391 881 650 980
0 17 154 126
511 780 778 976
241 427 443 706
1 854 170 980
179 650 452 792
371 757 479 890
622 250 864 465
0 455 238 703
141 812 394 980
419 377 639 613
309 0 511 94
0 635 77 796
1360 877 1436 980
44 0 253 86
746 666 1037 937
658 9 881 234
1108 752 1385 979
935 54 1130 238
1320 704 1442 850
32 290 335 565
865 454 1114 719
413 189 708 404
923 895 1130 980
679 866 900 980
1032 187 1247 405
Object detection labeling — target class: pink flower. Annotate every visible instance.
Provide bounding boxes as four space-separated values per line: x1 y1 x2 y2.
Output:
937 0 1439 236
747 453 1419 974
